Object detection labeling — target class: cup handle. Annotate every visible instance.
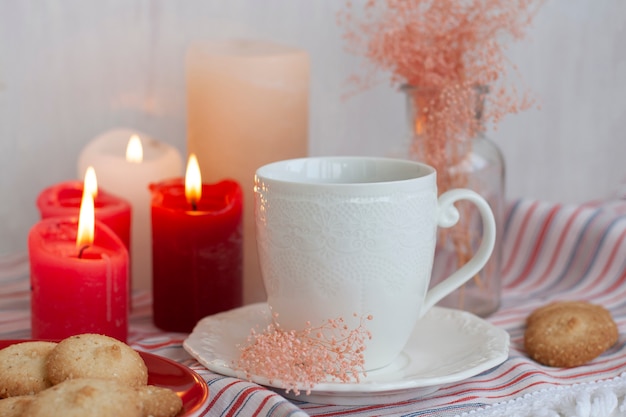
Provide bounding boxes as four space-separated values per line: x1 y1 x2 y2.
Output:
421 189 497 315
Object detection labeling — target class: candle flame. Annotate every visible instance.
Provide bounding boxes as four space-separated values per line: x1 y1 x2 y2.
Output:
83 166 98 198
76 188 95 248
126 134 143 163
185 154 202 206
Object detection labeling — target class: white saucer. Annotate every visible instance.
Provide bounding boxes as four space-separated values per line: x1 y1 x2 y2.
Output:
183 303 510 405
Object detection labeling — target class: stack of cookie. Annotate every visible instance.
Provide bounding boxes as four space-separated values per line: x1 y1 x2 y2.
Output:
0 333 183 417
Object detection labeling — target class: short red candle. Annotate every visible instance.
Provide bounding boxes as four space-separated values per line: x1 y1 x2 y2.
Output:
29 218 129 341
36 181 131 251
150 178 243 332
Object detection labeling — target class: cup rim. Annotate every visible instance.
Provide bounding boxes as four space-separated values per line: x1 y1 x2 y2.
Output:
255 156 435 187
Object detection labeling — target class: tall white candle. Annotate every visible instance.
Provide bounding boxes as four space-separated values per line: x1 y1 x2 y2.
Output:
186 39 309 304
77 128 183 291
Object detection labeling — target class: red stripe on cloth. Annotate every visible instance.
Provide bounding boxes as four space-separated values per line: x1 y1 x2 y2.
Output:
207 380 242 411
507 204 561 288
487 380 553 400
447 395 480 403
251 394 274 417
196 404 214 417
581 227 626 297
134 339 184 350
502 201 540 278
224 386 266 417
438 361 532 392
508 205 587 292
306 400 422 417
595 267 626 306
437 368 546 398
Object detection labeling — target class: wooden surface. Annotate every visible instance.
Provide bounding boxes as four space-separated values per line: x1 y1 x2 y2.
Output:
1 0 625 256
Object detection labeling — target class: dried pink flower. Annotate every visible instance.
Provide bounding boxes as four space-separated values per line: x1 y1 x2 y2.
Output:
338 0 542 130
235 312 373 396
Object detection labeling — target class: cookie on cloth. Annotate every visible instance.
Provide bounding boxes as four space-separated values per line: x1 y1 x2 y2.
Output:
0 341 57 397
0 395 35 417
46 334 148 387
23 378 142 417
524 301 618 367
135 385 183 417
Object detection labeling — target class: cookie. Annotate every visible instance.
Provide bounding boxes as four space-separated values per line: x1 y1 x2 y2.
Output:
135 385 183 417
0 341 57 397
23 378 142 417
524 301 619 367
46 334 148 387
0 395 35 417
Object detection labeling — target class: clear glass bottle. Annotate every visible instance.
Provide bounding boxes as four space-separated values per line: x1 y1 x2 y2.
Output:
402 85 504 317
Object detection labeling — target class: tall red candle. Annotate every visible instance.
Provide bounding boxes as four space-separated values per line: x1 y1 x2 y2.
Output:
150 177 243 332
36 181 131 251
29 218 129 341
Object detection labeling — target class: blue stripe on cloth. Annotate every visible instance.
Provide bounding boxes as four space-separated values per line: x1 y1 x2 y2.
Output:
502 198 523 243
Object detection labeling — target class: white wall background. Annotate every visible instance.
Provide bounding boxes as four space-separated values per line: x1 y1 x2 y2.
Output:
1 0 625 256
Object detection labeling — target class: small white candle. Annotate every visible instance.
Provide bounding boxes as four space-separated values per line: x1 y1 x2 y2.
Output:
186 39 309 304
77 128 183 291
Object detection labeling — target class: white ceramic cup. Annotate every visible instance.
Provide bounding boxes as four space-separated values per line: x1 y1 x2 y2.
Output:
254 156 496 370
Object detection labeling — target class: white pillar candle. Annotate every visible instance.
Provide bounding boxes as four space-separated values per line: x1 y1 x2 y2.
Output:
77 128 183 291
186 39 309 304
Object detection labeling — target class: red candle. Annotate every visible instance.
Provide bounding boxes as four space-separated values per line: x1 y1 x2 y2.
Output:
29 189 129 341
150 155 243 332
36 179 131 251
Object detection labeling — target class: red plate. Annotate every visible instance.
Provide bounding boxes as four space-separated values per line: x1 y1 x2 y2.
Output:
0 340 210 416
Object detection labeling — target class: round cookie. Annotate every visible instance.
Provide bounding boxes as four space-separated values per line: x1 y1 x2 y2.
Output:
46 334 148 387
23 378 142 417
0 395 35 417
135 385 183 417
0 341 57 397
524 301 619 367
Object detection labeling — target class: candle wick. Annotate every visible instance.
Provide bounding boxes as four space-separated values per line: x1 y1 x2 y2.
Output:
77 245 90 259
191 200 197 211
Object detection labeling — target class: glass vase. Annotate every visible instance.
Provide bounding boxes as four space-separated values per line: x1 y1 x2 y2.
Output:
402 85 504 317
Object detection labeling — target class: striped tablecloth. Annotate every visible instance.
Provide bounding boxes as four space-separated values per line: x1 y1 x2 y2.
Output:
2 197 626 417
